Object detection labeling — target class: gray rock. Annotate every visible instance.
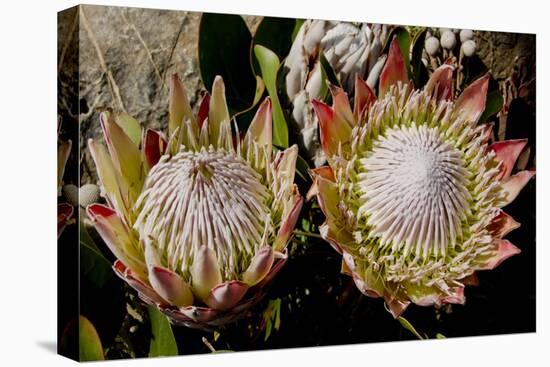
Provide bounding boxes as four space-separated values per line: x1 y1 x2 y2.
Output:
58 5 261 184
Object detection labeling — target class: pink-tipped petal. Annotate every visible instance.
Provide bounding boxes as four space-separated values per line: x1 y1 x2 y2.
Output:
307 166 336 200
442 287 465 305
490 139 528 179
58 202 73 218
460 273 479 286
149 266 194 307
312 99 352 159
246 97 272 151
274 145 298 186
479 122 494 143
500 170 535 207
319 218 355 253
143 129 167 172
205 280 249 311
341 259 352 276
113 260 165 305
410 292 440 307
386 297 410 318
425 64 454 101
329 84 355 127
320 218 355 256
87 204 143 273
454 74 489 124
242 247 275 286
88 139 127 215
310 166 335 181
197 93 211 129
379 38 409 98
208 76 231 144
342 251 356 273
143 239 162 269
355 265 385 298
190 246 223 302
319 223 343 254
353 76 376 121
402 281 443 306
57 203 74 237
481 239 521 270
100 112 142 196
255 250 288 288
274 194 303 251
169 74 194 134
315 175 341 220
488 210 521 238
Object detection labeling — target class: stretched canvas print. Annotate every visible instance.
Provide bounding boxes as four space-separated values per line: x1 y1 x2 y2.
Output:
57 4 536 361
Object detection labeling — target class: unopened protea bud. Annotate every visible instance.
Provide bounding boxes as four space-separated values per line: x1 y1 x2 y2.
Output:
285 20 389 166
310 39 534 317
87 75 303 329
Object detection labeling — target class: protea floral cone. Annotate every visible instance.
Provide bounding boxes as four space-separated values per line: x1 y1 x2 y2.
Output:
309 38 535 317
87 75 303 329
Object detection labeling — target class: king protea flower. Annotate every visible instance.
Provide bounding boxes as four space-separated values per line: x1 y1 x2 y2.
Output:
86 75 303 329
309 39 535 317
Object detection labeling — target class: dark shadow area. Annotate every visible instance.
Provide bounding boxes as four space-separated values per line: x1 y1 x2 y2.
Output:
36 341 57 355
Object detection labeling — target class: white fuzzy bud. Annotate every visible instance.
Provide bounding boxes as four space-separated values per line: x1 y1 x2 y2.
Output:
62 184 79 207
425 36 440 56
79 183 100 208
440 31 456 50
461 40 477 57
459 29 474 42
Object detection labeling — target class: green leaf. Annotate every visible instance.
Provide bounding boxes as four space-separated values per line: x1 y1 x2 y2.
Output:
295 154 312 183
397 316 425 340
411 28 429 87
79 316 104 361
254 45 289 148
320 52 341 89
148 306 178 357
252 17 296 75
199 14 257 115
80 222 112 288
436 333 447 339
263 298 282 341
479 90 504 123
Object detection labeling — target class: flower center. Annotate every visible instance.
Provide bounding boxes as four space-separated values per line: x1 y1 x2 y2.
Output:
356 124 470 259
134 147 270 278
